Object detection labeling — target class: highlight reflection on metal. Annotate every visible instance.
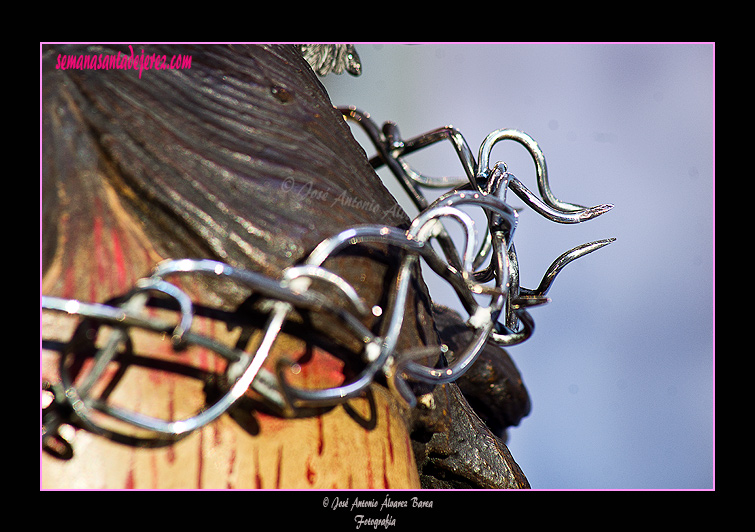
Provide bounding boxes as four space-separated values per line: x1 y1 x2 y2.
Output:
42 109 613 444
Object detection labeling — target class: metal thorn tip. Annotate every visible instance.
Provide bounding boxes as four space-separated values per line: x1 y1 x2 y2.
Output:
580 203 614 221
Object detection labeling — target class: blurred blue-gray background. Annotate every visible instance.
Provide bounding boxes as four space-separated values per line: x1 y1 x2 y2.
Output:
322 43 714 490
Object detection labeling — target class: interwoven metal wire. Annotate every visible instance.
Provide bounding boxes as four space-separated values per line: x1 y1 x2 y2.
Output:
41 108 613 451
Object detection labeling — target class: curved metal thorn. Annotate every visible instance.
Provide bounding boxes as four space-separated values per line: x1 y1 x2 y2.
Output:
534 238 616 296
508 177 614 224
477 128 587 213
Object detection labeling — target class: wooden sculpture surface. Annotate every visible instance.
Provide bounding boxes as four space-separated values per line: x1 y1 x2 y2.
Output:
40 44 530 489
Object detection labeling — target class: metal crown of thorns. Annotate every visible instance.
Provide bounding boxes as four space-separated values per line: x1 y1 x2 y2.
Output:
42 107 614 445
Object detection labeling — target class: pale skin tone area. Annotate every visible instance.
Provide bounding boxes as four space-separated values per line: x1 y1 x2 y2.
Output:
41 339 420 489
41 176 421 490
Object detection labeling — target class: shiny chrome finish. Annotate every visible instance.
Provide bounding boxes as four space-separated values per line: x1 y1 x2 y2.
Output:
42 108 614 437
